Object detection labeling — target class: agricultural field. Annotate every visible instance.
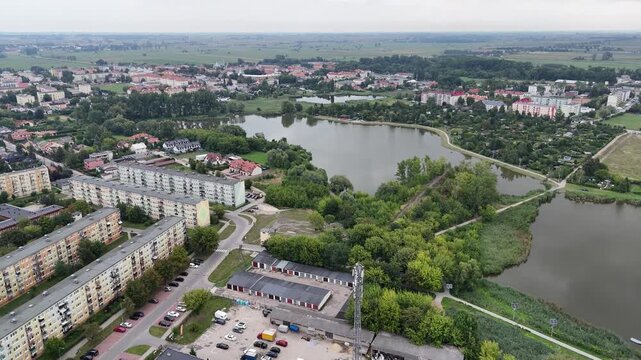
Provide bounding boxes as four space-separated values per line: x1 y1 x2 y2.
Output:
604 113 641 130
601 134 641 181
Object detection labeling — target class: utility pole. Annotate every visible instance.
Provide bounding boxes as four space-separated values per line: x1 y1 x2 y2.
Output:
352 263 364 360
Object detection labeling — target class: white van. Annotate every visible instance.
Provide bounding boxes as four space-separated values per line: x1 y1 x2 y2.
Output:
214 310 228 320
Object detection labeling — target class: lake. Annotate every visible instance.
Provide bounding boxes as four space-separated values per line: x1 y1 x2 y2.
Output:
296 95 381 104
493 195 641 339
218 115 543 195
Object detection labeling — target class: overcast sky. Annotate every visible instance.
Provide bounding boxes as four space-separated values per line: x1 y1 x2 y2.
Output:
2 0 641 33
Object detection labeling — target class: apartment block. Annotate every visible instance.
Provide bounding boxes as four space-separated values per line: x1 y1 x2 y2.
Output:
0 166 51 199
116 161 245 207
0 208 121 307
0 216 186 360
69 176 210 228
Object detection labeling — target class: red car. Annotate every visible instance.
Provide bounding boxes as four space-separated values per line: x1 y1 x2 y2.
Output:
113 326 127 333
257 333 262 340
276 339 288 347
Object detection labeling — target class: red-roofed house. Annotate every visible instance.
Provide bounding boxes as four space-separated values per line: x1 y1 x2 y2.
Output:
229 159 262 177
11 129 32 141
83 158 104 171
204 153 226 166
129 133 160 145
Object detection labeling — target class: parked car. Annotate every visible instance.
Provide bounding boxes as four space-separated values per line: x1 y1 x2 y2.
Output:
80 355 93 360
266 351 279 358
168 282 180 287
86 349 99 357
176 306 187 312
133 311 144 317
164 315 175 322
164 286 173 292
180 271 189 276
276 339 288 347
119 322 133 328
174 277 185 282
224 333 237 341
232 327 244 334
262 308 272 317
216 343 229 350
254 341 268 349
214 318 226 325
189 263 199 269
167 311 180 317
148 298 159 304
158 320 171 327
236 321 247 329
270 347 281 353
113 326 127 333
129 314 140 321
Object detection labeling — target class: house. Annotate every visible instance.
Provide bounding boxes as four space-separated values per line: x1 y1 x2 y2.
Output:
77 84 92 94
37 141 64 155
0 127 12 137
88 151 114 162
252 251 353 287
11 129 32 141
130 142 148 155
203 152 226 166
129 133 159 145
229 159 262 176
162 138 201 154
83 158 104 171
481 100 506 111
16 94 35 106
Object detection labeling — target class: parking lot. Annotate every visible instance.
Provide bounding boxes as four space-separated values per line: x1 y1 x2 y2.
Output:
192 306 352 360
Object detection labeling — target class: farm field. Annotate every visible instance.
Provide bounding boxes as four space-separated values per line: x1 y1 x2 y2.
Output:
601 134 641 181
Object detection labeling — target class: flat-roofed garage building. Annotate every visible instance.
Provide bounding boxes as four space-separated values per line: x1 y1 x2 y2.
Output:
252 251 354 287
226 271 331 310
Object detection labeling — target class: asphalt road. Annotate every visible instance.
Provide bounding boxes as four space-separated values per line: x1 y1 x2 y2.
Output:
97 210 254 360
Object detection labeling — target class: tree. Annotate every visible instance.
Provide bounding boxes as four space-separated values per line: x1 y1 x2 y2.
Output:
183 289 212 311
42 338 65 360
187 226 220 255
61 70 74 83
329 175 353 194
78 239 106 265
211 204 226 222
82 322 101 343
377 289 401 333
307 211 325 231
406 251 443 292
479 340 502 360
281 101 296 114
125 279 151 308
122 296 136 317
0 191 8 203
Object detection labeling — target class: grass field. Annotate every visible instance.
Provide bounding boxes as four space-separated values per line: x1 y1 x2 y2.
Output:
565 183 641 202
235 96 295 116
149 325 168 338
208 249 252 286
605 113 641 130
244 209 314 245
243 151 268 165
601 134 641 181
125 344 151 355
458 281 640 360
97 83 128 94
171 295 233 344
218 221 236 240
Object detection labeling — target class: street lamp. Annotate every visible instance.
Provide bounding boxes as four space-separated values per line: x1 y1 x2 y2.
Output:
511 302 519 321
549 318 558 337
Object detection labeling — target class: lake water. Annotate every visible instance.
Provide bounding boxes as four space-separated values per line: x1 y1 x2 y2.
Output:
218 115 544 195
296 95 380 104
493 195 641 339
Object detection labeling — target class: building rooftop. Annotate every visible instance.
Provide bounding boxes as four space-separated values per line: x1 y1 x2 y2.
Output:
371 331 463 360
118 161 241 186
156 348 203 360
0 216 184 339
0 204 63 232
254 251 353 283
0 208 119 270
0 165 47 177
72 175 206 205
228 271 331 306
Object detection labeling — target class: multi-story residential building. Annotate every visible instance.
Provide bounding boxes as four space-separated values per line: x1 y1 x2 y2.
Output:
0 208 121 307
0 216 185 360
35 86 65 103
15 94 35 106
606 90 632 107
528 95 571 108
0 166 51 198
70 176 210 228
511 98 557 118
116 161 245 208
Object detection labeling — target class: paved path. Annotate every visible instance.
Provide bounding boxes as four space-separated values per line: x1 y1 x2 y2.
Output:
439 293 602 360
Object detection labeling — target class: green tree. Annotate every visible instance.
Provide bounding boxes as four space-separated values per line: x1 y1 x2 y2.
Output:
479 340 502 360
281 101 296 114
307 211 325 231
122 296 136 317
329 175 353 194
187 226 220 255
377 289 401 333
42 338 65 360
125 279 151 307
183 289 212 311
155 259 177 282
82 322 101 343
406 251 443 292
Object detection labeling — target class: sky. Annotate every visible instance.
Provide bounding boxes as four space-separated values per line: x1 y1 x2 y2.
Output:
2 0 641 33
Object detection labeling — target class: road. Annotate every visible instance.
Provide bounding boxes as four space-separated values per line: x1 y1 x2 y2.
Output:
436 292 602 360
97 209 255 360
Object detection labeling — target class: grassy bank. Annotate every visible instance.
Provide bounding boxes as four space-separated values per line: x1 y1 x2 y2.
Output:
458 281 640 360
171 295 233 344
208 249 252 287
125 344 151 355
443 298 580 360
565 183 641 206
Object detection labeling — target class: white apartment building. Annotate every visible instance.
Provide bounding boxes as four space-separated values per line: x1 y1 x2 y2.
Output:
0 208 121 306
15 94 35 106
35 86 65 103
0 166 51 198
0 216 186 360
69 176 210 228
607 90 632 107
117 162 245 208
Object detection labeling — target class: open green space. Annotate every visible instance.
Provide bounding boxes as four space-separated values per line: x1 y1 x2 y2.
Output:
565 183 641 204
125 344 151 355
244 209 315 245
457 281 640 360
97 83 127 94
218 221 236 240
234 96 296 116
605 114 641 130
76 316 124 357
601 134 641 181
164 163 195 173
149 325 168 338
122 221 151 230
443 298 583 360
171 296 233 344
242 151 268 165
208 249 252 286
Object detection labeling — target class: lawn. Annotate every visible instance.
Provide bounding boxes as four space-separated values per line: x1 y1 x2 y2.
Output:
149 325 169 338
171 295 233 344
208 249 252 286
244 209 314 245
565 183 641 203
76 313 126 357
125 344 151 355
457 281 640 360
235 96 294 116
243 151 268 165
122 221 151 230
218 221 236 240
601 134 641 181
97 83 128 94
605 113 641 130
